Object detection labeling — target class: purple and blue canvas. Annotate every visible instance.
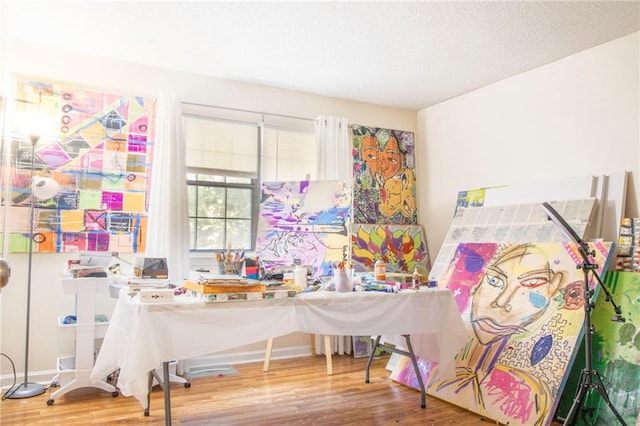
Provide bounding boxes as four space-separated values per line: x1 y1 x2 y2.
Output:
391 241 614 426
255 180 351 278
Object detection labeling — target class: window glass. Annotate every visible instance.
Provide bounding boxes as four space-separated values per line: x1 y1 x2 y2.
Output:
191 217 225 250
227 188 252 219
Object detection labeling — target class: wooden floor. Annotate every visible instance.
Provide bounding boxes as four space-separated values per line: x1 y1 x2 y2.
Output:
1 354 565 425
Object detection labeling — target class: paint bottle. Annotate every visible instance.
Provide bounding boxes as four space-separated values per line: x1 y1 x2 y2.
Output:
374 260 386 281
412 267 420 289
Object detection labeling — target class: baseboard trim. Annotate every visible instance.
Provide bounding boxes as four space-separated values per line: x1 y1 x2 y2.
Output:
182 345 311 372
1 345 313 390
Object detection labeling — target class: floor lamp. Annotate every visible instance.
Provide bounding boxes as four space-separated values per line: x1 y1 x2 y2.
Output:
7 134 60 399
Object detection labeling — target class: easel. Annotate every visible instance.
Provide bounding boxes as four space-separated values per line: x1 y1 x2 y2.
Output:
542 202 627 426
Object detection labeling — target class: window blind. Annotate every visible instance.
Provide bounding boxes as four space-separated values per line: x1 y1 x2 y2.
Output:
184 115 259 178
262 125 316 182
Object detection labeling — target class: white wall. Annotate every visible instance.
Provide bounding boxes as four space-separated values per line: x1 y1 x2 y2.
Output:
418 32 640 259
0 39 417 383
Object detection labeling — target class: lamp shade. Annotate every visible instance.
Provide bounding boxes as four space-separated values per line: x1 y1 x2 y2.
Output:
32 177 60 201
0 258 10 288
13 111 56 142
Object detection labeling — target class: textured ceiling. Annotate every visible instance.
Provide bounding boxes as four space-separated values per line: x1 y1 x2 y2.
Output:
3 1 640 110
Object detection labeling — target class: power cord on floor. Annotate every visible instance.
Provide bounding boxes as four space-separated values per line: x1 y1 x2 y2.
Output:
1 353 59 400
1 352 18 400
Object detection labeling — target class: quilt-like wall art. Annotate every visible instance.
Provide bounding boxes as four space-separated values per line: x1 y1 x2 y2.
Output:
351 124 416 225
1 80 155 253
255 180 351 278
391 241 614 426
350 224 430 273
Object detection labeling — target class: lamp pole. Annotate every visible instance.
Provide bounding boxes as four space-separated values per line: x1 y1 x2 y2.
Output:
8 134 45 398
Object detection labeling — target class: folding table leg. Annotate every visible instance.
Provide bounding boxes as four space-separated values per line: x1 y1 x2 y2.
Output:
145 370 153 416
161 361 172 426
365 335 426 409
145 362 173 425
404 335 426 409
365 335 382 383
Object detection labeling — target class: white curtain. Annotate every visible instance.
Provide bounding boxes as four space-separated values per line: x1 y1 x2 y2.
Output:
315 116 351 180
146 95 190 284
314 115 352 355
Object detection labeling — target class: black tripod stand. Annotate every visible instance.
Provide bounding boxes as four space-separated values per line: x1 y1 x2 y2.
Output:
541 202 627 426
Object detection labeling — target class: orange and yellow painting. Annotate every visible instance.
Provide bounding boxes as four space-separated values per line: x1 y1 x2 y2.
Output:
352 125 417 225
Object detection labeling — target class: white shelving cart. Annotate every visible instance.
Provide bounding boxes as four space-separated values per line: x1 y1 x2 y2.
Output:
48 276 118 405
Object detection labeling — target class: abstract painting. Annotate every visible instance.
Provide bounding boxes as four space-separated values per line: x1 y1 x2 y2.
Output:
255 180 351 278
391 241 614 426
350 224 430 273
2 79 155 253
557 270 640 425
351 124 416 225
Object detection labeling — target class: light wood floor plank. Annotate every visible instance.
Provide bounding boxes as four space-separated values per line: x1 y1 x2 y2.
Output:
1 354 564 425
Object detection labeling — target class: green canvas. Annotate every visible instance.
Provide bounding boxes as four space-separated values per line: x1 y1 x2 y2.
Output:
557 271 640 425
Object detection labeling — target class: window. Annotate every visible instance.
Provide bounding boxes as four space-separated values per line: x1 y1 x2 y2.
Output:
185 115 259 251
183 107 315 253
187 173 255 250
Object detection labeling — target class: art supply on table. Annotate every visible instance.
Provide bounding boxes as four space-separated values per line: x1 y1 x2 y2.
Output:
215 249 245 263
374 259 386 281
362 281 397 293
283 272 295 287
294 265 307 289
215 248 245 275
412 267 420 289
334 262 351 292
244 257 259 280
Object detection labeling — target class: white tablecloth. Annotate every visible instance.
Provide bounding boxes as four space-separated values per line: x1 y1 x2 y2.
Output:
91 288 466 408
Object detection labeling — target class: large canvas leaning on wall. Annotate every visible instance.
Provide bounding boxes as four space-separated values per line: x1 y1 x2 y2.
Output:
255 180 351 278
351 124 417 225
429 199 596 281
2 79 155 253
391 241 615 426
350 223 430 273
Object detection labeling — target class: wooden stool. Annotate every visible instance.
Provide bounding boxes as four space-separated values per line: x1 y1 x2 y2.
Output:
263 335 333 375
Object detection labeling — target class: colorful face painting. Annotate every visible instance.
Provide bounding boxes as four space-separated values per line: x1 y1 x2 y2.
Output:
255 180 351 278
352 125 417 224
390 241 614 426
557 271 640 425
2 80 155 253
350 224 430 273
